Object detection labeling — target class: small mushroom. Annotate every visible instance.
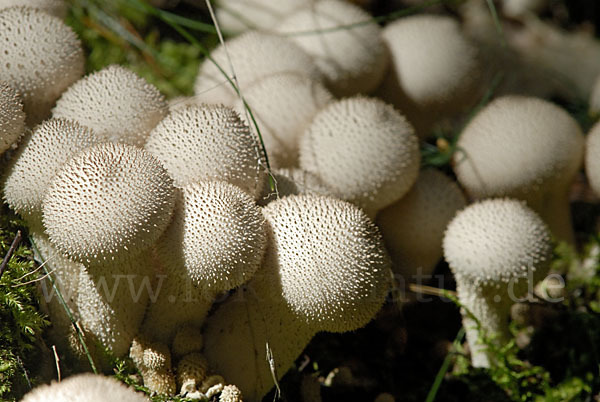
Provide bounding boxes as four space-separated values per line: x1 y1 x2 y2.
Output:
130 336 176 395
0 82 26 155
443 198 552 368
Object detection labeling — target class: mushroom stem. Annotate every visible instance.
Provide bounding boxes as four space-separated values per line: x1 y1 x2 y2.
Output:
535 191 574 245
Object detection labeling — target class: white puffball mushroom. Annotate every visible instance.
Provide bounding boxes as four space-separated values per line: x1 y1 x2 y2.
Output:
453 95 584 244
300 96 420 217
0 6 84 125
145 104 265 197
52 65 168 147
3 118 99 229
203 194 391 401
194 31 321 106
130 337 176 395
376 169 467 280
21 373 149 402
215 0 310 34
585 121 600 197
176 353 209 395
258 167 332 206
0 82 25 154
0 0 67 18
591 74 600 116
234 72 334 167
42 143 175 265
443 198 552 368
275 0 388 96
220 385 243 402
377 15 480 137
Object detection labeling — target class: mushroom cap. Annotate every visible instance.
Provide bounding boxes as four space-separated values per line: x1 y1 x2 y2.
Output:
193 31 321 106
379 14 479 110
215 0 309 34
43 143 175 264
145 104 265 197
585 121 600 196
219 385 243 402
176 353 209 392
156 181 266 292
454 95 584 202
21 373 148 402
234 72 334 168
299 96 420 215
591 73 600 116
261 194 391 333
443 198 552 289
0 82 25 154
3 118 99 227
0 7 84 125
52 65 167 147
258 167 332 206
275 0 388 96
0 0 67 18
376 169 467 278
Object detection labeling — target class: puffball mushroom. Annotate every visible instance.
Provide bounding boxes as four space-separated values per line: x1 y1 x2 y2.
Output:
130 336 176 395
145 104 265 197
215 0 310 34
52 64 168 147
257 167 331 206
21 373 148 402
377 15 480 137
585 121 600 197
443 198 552 368
376 169 467 280
234 72 334 168
42 142 175 265
453 95 584 244
3 118 99 230
203 194 391 401
299 96 420 217
0 82 25 154
193 31 321 106
0 6 84 125
275 0 388 96
142 180 266 343
0 0 67 18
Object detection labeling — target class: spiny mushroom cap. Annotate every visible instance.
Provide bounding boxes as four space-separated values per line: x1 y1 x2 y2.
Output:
216 0 310 34
443 198 552 290
454 95 584 201
144 369 176 395
300 97 420 214
380 14 479 108
219 385 243 402
129 335 172 371
21 373 148 402
53 65 167 147
156 181 266 292
275 0 388 96
591 74 600 116
171 324 203 358
261 194 391 333
0 7 84 125
0 0 67 18
194 31 321 106
258 167 332 206
585 121 600 197
176 352 209 390
376 169 467 278
0 82 25 154
145 104 265 197
234 72 334 168
3 118 99 226
43 143 175 265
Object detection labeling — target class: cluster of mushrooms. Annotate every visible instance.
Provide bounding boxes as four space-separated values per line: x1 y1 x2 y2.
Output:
2 0 600 401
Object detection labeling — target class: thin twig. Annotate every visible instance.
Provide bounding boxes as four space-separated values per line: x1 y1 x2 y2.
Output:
408 283 457 299
0 230 22 281
52 344 61 382
12 267 56 287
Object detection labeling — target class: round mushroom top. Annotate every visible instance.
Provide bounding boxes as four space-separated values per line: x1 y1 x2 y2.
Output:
585 121 600 197
454 95 584 201
591 73 600 116
0 0 67 18
219 384 243 402
443 198 552 288
145 104 265 197
0 82 25 154
194 31 321 106
234 72 334 168
3 118 99 225
300 96 420 214
215 0 310 34
0 6 84 125
42 143 175 265
275 0 388 96
21 373 148 402
381 14 479 108
156 181 266 292
261 194 391 333
52 65 167 147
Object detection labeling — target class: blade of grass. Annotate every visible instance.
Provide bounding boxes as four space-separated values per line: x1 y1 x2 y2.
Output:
425 327 466 402
484 0 506 47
